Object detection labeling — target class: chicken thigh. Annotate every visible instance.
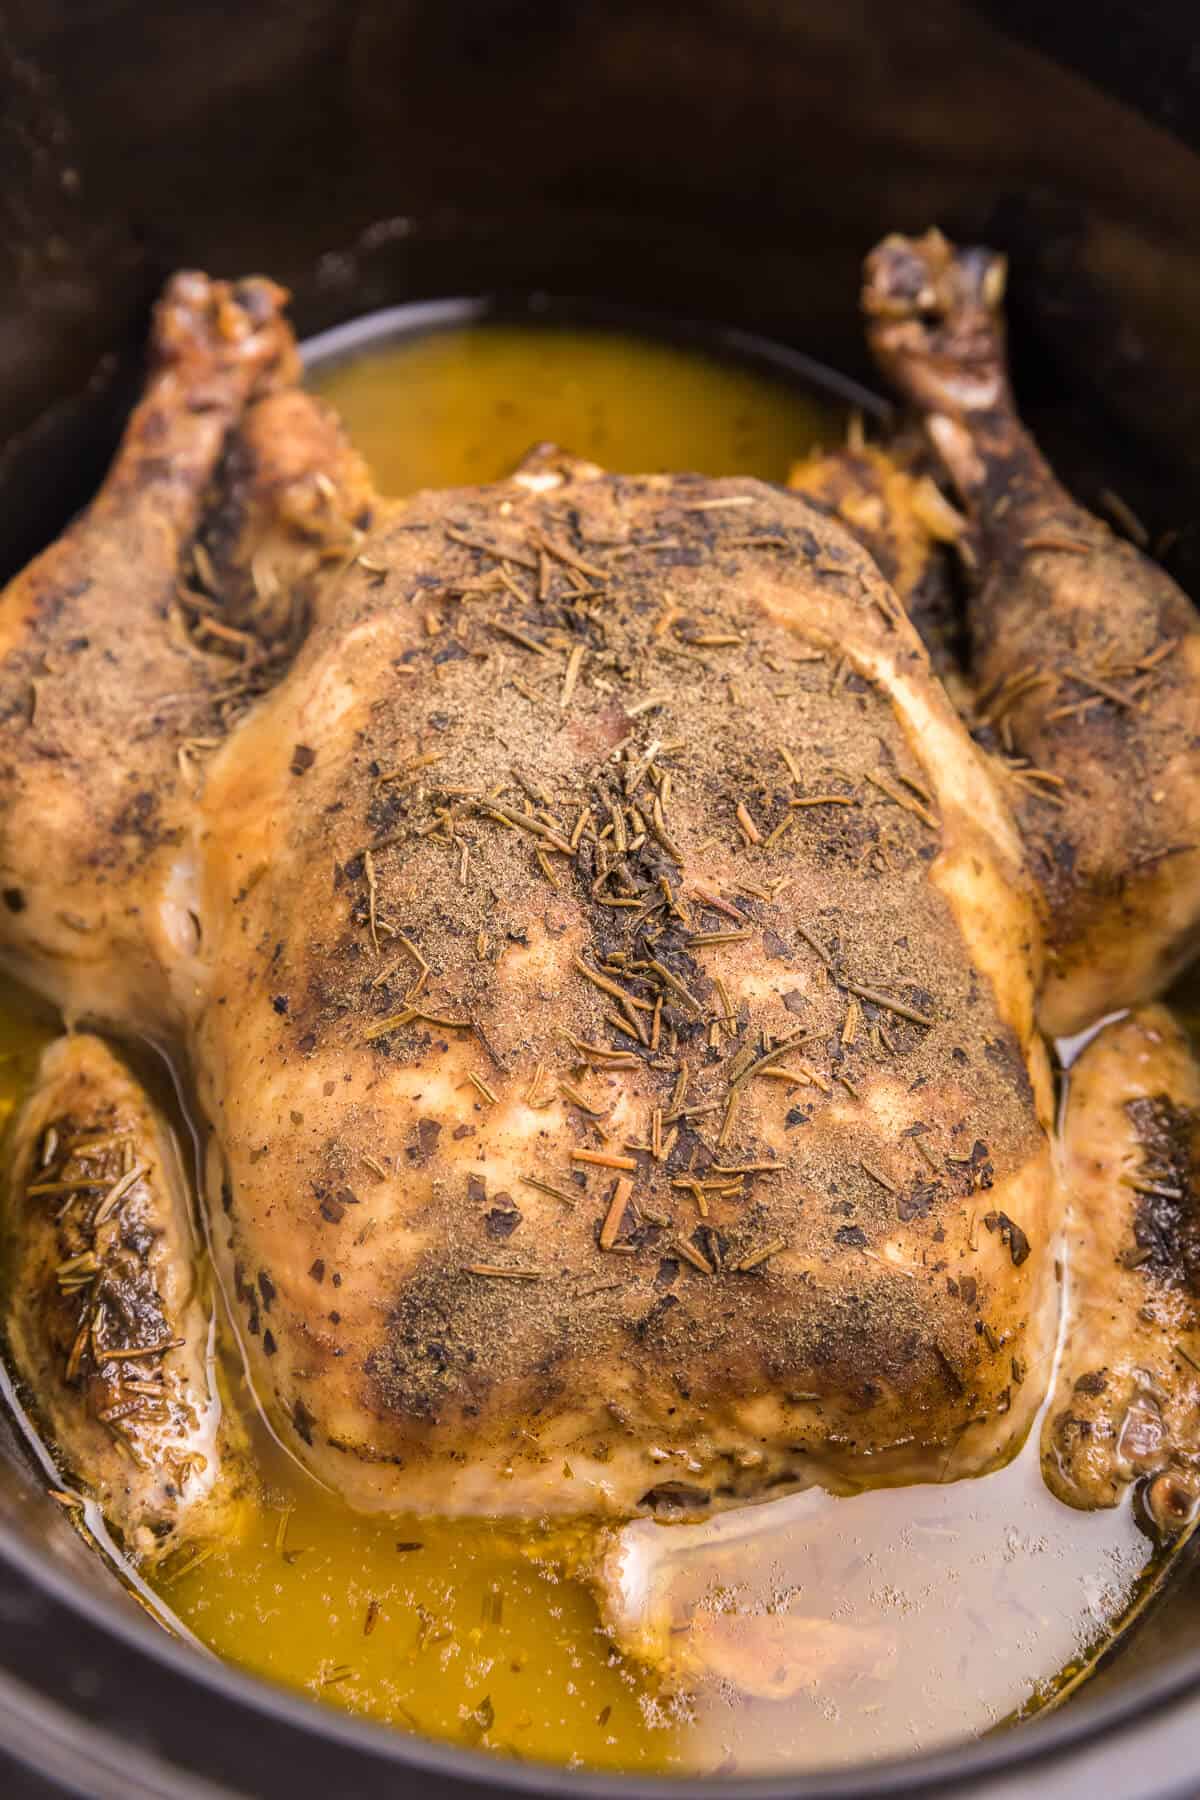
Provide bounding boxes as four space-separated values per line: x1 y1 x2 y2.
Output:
863 230 1200 1037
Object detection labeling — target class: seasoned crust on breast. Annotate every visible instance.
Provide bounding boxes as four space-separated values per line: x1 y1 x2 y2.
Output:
195 468 1054 1515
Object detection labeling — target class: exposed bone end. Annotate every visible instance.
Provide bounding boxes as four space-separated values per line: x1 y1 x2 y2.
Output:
594 1504 894 1699
152 270 301 398
862 229 1009 424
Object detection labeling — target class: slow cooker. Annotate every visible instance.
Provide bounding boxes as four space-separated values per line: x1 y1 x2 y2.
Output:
3 2 1200 1794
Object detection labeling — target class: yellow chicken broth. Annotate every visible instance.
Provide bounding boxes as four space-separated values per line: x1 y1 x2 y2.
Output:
0 325 1177 1774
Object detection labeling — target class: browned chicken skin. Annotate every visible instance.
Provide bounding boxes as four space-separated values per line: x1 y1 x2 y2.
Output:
1 1033 248 1557
863 230 1200 1038
0 241 1196 1661
1045 1005 1200 1533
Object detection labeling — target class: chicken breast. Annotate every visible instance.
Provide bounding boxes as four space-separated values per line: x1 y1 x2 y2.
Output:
0 273 1057 1523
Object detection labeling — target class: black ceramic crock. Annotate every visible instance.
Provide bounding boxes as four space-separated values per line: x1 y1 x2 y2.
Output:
3 3 1200 1794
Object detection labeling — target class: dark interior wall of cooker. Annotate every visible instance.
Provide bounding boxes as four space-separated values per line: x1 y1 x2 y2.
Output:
1 0 1200 1723
3 0 1200 591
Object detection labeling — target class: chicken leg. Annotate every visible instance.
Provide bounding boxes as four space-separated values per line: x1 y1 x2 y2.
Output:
0 275 297 1028
862 230 1200 1037
0 276 374 1032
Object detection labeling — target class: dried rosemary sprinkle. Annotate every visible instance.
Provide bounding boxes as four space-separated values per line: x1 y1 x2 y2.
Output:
559 1081 607 1118
573 956 648 1012
28 1178 105 1196
647 958 702 1013
730 1237 787 1272
520 1175 577 1207
444 525 538 570
689 881 742 921
532 529 608 581
491 621 555 659
561 1034 639 1067
674 1177 709 1217
732 1029 812 1089
362 1008 415 1040
362 1008 470 1042
363 848 381 953
795 921 832 967
571 1149 638 1172
371 932 429 991
599 1177 634 1251
485 806 573 854
845 982 935 1028
1021 534 1091 556
913 1135 940 1173
669 1236 715 1275
99 1338 184 1361
866 770 938 830
464 1264 543 1281
1062 665 1141 709
92 1163 150 1228
560 642 585 708
164 1544 219 1585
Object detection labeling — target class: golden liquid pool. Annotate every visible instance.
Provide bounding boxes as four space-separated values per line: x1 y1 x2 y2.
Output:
306 318 838 492
0 324 1174 1776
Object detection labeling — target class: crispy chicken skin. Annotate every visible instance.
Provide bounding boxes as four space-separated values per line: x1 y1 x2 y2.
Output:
0 271 1058 1525
1044 1005 1200 1533
863 230 1200 1038
1 1032 247 1557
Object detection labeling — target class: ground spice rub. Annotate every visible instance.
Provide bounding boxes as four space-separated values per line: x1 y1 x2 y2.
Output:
200 465 1052 1516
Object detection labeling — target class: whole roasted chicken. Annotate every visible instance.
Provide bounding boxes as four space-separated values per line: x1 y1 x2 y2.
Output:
1 236 1198 1595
